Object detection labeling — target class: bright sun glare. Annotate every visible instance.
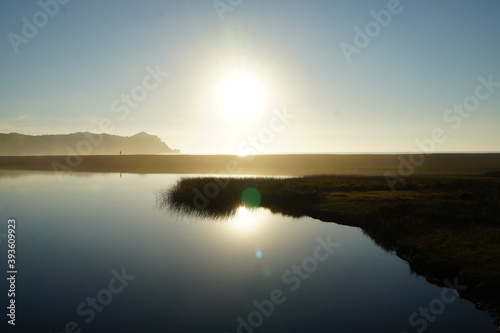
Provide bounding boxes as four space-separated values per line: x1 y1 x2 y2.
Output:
218 72 265 118
230 206 258 231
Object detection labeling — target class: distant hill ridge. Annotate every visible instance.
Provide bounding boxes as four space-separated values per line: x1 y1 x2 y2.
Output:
0 131 180 155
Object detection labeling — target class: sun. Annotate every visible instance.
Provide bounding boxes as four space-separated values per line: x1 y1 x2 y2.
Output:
218 72 265 118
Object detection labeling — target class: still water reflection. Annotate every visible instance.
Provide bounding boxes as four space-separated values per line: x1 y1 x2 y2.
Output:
0 171 496 332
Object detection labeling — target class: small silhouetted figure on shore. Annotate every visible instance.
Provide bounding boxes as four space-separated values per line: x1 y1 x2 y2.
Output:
120 150 122 155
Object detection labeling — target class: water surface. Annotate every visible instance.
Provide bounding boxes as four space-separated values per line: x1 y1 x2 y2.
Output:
0 171 496 332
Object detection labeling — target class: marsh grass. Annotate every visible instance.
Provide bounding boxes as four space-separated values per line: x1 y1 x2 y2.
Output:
158 173 500 323
159 174 500 293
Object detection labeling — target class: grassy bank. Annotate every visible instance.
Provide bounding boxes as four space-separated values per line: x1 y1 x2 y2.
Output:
161 174 500 323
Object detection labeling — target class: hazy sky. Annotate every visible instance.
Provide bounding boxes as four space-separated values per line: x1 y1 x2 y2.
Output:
1 0 499 154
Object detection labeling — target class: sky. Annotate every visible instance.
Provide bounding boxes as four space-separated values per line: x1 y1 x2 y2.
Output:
0 0 499 154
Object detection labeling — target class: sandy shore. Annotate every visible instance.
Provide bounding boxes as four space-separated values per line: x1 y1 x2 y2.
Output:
1 153 500 175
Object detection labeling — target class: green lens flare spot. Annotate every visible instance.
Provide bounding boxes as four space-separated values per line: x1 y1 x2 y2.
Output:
241 187 261 207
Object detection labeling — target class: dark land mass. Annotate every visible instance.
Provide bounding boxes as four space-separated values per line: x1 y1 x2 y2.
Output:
161 174 500 327
0 131 179 155
1 153 500 175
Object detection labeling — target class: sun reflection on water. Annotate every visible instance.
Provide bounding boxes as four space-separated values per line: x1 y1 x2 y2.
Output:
229 206 261 232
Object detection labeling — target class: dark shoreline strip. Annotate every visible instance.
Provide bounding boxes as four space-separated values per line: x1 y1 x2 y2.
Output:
1 153 500 175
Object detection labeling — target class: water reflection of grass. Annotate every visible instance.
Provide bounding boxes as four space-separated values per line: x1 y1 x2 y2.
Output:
159 174 500 322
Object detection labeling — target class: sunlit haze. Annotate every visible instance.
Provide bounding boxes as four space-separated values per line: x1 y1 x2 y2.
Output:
1 0 499 154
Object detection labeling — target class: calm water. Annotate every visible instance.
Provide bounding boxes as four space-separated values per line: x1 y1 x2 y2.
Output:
0 171 496 332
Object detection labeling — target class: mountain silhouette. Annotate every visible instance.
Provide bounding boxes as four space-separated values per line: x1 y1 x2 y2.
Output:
0 132 180 155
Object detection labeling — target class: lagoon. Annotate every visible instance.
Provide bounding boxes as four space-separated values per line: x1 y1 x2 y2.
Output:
0 171 496 332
